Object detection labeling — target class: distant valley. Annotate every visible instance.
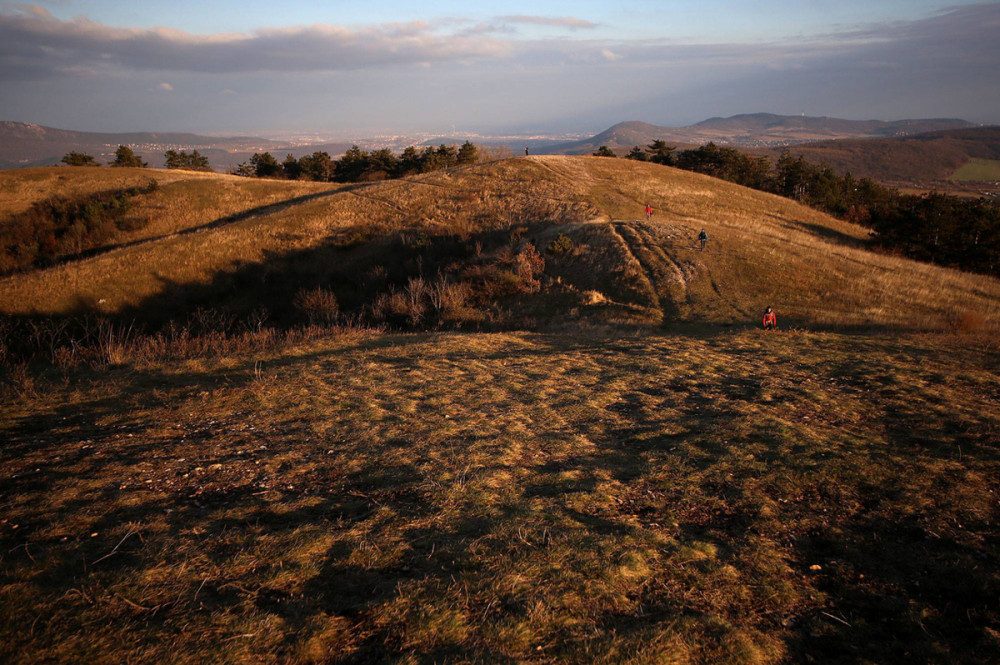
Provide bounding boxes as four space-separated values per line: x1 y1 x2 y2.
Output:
0 114 981 172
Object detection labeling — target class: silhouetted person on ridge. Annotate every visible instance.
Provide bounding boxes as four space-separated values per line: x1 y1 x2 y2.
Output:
698 228 708 251
763 306 777 330
525 146 530 156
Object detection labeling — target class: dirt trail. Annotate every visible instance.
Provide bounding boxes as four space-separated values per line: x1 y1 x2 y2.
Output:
527 155 617 191
612 220 692 322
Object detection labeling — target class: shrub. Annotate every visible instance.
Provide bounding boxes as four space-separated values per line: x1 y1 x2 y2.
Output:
514 244 545 293
547 234 573 255
427 277 472 321
405 277 428 325
294 287 340 325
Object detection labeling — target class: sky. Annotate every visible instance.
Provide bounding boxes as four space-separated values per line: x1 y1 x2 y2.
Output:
0 1 998 136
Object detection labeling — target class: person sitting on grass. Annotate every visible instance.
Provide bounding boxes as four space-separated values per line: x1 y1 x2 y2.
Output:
762 306 777 330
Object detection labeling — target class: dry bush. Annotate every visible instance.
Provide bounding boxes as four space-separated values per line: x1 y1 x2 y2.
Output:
372 285 426 326
427 276 471 319
514 244 545 293
405 277 428 325
0 361 35 397
294 287 340 325
96 319 138 366
581 290 609 305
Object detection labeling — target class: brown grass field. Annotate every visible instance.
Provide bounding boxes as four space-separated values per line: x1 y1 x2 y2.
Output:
2 158 1000 663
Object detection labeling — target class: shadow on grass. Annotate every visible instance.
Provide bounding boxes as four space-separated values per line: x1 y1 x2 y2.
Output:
52 186 352 267
766 213 869 250
3 328 999 662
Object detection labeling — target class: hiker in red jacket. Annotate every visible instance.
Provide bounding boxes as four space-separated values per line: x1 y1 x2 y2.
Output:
645 203 652 220
762 306 777 330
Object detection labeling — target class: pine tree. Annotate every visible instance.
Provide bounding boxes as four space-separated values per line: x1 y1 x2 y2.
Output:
110 145 146 168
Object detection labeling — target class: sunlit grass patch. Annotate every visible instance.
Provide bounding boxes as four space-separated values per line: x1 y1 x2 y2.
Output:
950 158 1000 182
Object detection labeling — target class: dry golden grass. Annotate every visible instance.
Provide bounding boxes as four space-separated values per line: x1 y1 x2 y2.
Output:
2 328 998 663
4 158 999 664
0 167 334 227
540 157 1000 331
1 157 998 331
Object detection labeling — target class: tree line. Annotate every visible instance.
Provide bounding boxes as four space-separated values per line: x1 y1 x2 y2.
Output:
61 145 209 170
231 141 480 182
61 142 484 180
598 140 1000 277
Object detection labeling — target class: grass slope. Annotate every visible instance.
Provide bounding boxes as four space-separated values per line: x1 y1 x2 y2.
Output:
1 158 998 332
2 329 999 663
952 159 1000 182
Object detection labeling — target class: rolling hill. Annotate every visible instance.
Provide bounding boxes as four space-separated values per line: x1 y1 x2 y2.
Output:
3 156 1000 663
545 114 976 155
1 156 997 332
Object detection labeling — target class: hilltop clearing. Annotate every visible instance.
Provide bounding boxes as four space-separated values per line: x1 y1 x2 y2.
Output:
2 328 998 663
1 157 998 334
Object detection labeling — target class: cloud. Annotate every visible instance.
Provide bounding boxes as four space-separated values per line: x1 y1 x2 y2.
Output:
0 5 511 78
495 16 598 30
1 2 997 129
8 3 994 82
157 82 174 91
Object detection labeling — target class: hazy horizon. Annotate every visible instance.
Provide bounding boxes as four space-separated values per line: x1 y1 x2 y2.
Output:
1 1 998 135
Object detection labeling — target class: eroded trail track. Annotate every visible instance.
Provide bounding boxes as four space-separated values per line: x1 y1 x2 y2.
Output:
612 220 692 322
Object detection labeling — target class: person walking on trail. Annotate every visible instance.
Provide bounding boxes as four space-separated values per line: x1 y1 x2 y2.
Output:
645 204 653 221
698 228 708 251
762 306 777 330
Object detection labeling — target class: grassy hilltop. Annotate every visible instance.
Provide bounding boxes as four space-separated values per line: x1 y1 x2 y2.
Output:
1 157 999 663
1 156 998 330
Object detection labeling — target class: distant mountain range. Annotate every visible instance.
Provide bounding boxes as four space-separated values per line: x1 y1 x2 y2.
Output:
545 114 978 154
0 114 983 171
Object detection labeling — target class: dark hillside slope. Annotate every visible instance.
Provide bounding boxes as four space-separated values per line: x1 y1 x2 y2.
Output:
755 126 1000 186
